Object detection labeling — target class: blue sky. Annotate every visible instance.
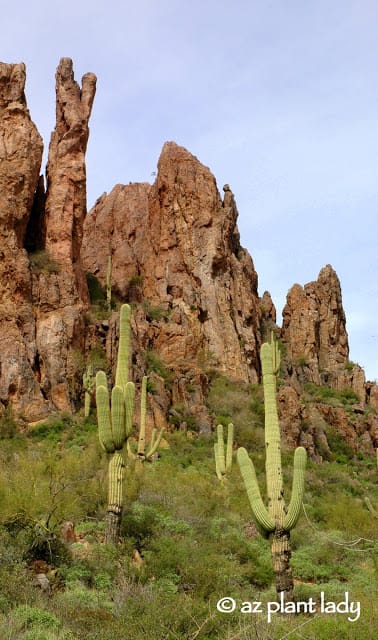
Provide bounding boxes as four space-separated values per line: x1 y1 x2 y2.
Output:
3 0 378 379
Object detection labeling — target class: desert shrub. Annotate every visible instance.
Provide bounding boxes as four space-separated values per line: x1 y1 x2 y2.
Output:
0 406 17 438
207 376 265 452
168 403 198 431
85 273 106 304
304 382 360 408
29 250 61 275
145 349 173 383
143 301 170 322
324 428 354 462
4 604 73 640
0 436 104 545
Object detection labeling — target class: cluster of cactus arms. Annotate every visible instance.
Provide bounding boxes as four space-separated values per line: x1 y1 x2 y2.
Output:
96 304 135 543
127 375 165 474
214 423 234 480
82 364 95 417
237 333 307 600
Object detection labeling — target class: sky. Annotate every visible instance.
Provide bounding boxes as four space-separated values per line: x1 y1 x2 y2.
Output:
3 0 378 380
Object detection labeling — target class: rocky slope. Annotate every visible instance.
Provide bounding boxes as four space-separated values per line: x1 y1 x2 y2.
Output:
0 59 377 456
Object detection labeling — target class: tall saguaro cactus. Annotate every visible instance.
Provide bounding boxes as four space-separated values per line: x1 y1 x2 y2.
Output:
96 304 135 543
237 333 307 600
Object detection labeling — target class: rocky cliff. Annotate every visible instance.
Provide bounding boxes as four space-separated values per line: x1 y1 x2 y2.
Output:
281 265 366 396
0 62 44 419
0 59 377 456
0 58 96 419
82 142 262 382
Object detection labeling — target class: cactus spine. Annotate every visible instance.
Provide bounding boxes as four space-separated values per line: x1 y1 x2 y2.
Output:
214 423 234 480
237 333 306 600
96 304 135 542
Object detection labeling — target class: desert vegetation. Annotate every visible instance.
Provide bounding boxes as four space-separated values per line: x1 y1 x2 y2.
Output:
0 406 377 639
0 311 377 639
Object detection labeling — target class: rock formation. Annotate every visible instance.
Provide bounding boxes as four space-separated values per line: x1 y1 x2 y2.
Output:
0 59 96 419
32 58 96 412
280 265 372 402
82 142 262 384
281 265 349 382
0 62 45 419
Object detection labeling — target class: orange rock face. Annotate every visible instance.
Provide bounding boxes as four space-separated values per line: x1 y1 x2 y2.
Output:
281 265 349 384
0 62 45 419
32 59 96 413
0 58 96 418
83 142 262 383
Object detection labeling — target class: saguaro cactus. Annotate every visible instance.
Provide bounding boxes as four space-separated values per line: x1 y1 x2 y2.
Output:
96 304 135 542
237 333 307 600
214 423 234 480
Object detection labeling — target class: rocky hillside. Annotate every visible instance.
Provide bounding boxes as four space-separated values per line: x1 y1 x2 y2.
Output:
0 58 377 456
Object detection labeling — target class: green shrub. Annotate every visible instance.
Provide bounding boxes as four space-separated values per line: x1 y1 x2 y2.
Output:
0 406 17 438
145 350 173 383
143 302 170 322
168 404 198 430
11 604 61 631
29 250 61 275
85 273 106 304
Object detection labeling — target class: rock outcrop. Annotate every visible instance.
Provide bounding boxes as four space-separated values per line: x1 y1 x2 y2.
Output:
281 265 350 384
0 59 96 419
32 58 97 412
0 62 45 419
83 142 262 384
280 265 376 404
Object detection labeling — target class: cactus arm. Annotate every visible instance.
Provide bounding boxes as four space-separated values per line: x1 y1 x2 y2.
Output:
96 370 108 389
237 448 275 533
225 423 234 472
137 376 147 455
111 385 126 450
125 381 135 437
127 439 137 460
283 447 307 530
214 443 224 480
115 304 131 387
216 424 226 476
146 428 165 459
148 428 157 452
96 384 115 453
